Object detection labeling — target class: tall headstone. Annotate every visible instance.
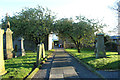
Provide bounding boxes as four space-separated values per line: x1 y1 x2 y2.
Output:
3 20 14 59
0 28 7 75
36 43 46 66
42 43 45 58
16 37 25 57
96 33 106 58
36 44 42 65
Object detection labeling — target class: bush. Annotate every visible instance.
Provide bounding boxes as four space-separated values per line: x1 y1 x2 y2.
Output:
105 41 118 52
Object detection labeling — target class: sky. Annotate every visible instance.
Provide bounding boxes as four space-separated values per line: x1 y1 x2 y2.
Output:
0 0 119 36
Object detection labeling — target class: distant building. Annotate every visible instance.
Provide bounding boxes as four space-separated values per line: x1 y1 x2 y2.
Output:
109 36 120 43
48 33 53 50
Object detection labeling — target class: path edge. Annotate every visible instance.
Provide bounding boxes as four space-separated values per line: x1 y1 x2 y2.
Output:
25 53 53 80
65 50 106 80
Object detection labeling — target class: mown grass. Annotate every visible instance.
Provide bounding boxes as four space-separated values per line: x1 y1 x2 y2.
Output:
49 49 55 52
65 49 120 70
1 50 52 79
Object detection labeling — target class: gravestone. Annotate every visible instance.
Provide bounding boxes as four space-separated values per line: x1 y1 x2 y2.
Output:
95 33 106 58
3 22 14 59
36 44 42 65
42 43 45 58
0 28 7 75
16 37 25 57
36 43 46 66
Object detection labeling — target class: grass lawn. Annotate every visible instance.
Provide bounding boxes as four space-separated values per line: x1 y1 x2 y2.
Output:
1 50 53 79
49 49 55 52
65 49 120 70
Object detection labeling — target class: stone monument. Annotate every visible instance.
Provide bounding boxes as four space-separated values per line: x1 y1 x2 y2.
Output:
42 43 45 58
36 44 42 65
0 28 7 75
3 14 14 59
95 33 106 58
16 37 25 57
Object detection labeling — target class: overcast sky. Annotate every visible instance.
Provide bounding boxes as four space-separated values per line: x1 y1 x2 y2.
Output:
0 0 119 35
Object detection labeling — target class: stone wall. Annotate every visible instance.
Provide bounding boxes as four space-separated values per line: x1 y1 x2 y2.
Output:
64 39 76 49
14 39 36 51
13 34 53 51
95 33 106 58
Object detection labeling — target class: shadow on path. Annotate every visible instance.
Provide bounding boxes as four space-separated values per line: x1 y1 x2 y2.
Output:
32 49 99 80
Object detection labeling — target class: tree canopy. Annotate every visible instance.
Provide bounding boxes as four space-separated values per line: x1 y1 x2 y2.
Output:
2 6 56 45
53 16 104 53
1 6 105 53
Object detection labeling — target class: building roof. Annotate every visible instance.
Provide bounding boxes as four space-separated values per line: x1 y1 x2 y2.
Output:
110 36 120 39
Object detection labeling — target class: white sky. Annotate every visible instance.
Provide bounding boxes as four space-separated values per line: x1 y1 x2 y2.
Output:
0 0 119 36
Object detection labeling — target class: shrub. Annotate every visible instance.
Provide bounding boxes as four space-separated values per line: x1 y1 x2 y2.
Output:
105 41 118 52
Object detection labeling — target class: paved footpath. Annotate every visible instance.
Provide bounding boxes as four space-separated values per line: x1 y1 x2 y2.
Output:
32 49 100 80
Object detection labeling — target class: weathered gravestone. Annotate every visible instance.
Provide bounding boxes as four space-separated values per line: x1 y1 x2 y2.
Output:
36 44 42 66
3 21 14 59
95 33 106 58
0 28 7 75
36 43 46 66
42 43 45 58
16 37 25 57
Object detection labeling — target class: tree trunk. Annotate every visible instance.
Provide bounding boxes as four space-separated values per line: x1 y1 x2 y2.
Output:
68 35 81 53
77 44 81 53
78 48 81 53
118 44 120 55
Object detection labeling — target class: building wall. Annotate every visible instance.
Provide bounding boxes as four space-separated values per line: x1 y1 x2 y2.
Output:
48 34 53 50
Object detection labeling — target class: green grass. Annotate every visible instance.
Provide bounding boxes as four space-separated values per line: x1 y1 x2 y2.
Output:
65 49 120 70
1 51 52 79
49 49 55 52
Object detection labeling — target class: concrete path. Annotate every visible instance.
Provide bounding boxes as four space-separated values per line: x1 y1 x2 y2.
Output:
97 70 120 79
32 49 99 80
